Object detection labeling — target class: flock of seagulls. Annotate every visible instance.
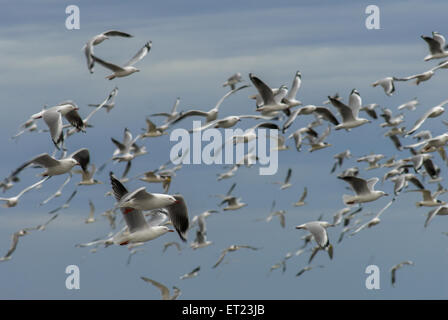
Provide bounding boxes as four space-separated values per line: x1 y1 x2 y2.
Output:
3 28 448 299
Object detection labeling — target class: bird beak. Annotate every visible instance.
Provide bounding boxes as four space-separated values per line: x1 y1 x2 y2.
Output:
168 229 175 233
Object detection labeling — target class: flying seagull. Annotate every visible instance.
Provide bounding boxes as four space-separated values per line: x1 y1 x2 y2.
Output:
212 244 259 268
83 30 133 73
92 41 152 80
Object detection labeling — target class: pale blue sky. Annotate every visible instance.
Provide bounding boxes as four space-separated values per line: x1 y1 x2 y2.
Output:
0 0 448 299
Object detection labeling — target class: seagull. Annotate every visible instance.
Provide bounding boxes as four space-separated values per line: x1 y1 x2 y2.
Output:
217 165 238 181
405 99 448 136
424 204 448 228
92 41 152 80
219 196 247 211
65 89 116 138
73 163 102 186
350 198 395 236
138 171 172 193
83 30 133 73
110 172 189 242
11 148 89 178
282 104 339 133
249 73 292 116
390 173 425 195
212 245 259 268
190 114 273 133
140 277 181 300
266 200 286 228
111 128 144 162
113 182 178 212
172 85 250 125
151 97 181 123
407 189 446 207
380 108 404 128
397 98 419 111
223 73 243 90
338 176 388 205
88 87 119 113
85 200 96 224
371 77 395 96
31 102 83 148
0 177 49 208
141 117 170 138
162 241 182 254
48 190 78 214
357 154 385 170
293 187 308 207
190 210 216 249
288 126 318 152
305 125 332 152
328 89 371 130
360 103 380 120
296 265 324 278
0 229 30 262
295 221 334 261
394 69 437 85
273 168 293 190
331 150 352 173
390 261 414 287
421 31 448 61
179 266 201 280
281 70 303 108
39 170 71 206
109 174 175 245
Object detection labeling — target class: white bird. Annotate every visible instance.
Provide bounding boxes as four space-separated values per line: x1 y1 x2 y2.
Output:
31 102 83 148
249 73 292 115
85 200 96 224
266 201 286 228
223 73 243 90
88 87 119 113
350 198 395 236
357 154 385 170
397 98 419 111
425 204 448 228
407 189 446 207
273 168 293 190
140 277 181 300
0 229 29 262
282 71 303 108
305 125 332 152
83 30 133 73
338 176 388 205
380 108 404 128
173 85 250 125
394 69 437 85
73 163 102 186
282 104 339 133
219 196 247 211
372 77 395 96
405 99 448 136
212 244 259 268
421 32 448 61
190 114 272 133
179 266 201 280
293 187 308 207
327 89 371 130
151 97 181 123
92 41 151 80
141 117 171 138
12 148 89 178
295 221 334 260
0 177 49 208
390 261 414 287
110 172 189 242
48 190 78 214
331 150 352 173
